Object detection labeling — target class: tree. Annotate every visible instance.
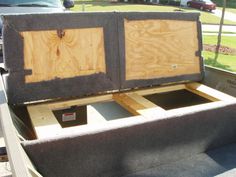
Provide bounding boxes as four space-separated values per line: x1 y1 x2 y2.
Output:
214 0 226 64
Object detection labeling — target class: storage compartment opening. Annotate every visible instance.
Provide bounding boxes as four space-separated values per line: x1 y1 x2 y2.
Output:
144 89 212 110
22 82 232 140
23 98 136 140
52 101 133 128
88 101 133 121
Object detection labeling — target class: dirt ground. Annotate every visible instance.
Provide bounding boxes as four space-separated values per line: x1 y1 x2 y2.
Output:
203 44 236 55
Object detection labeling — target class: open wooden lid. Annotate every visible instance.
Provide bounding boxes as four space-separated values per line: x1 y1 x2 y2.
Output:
3 12 120 104
2 12 203 105
118 12 203 89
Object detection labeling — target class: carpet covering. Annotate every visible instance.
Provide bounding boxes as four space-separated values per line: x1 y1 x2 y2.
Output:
22 101 236 177
125 143 236 177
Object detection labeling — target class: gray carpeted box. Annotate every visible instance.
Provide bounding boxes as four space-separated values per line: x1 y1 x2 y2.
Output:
22 101 236 177
2 12 236 177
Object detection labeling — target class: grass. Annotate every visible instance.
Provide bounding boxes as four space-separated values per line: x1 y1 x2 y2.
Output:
72 1 236 25
203 36 236 72
203 51 236 72
203 36 236 49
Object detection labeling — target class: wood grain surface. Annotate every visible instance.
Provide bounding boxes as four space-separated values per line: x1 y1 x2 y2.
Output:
124 19 200 80
21 28 106 83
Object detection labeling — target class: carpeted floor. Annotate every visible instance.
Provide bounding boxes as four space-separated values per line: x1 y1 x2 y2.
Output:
125 143 236 177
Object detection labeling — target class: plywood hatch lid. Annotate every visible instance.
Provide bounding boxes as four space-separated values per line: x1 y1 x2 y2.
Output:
2 12 120 104
21 28 106 83
118 12 203 89
125 19 200 80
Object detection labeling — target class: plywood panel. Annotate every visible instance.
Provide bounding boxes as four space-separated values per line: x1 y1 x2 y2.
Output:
21 28 106 83
124 19 200 80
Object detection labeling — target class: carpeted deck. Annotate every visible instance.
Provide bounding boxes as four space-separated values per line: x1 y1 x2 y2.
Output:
125 143 236 177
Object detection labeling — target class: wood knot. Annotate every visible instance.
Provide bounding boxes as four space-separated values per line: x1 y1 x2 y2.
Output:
57 29 65 39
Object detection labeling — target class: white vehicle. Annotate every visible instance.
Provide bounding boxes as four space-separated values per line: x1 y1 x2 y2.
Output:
0 0 74 63
180 0 190 6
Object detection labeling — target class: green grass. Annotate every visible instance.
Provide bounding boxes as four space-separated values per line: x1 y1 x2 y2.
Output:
203 51 236 72
203 36 236 49
203 36 236 72
72 1 236 24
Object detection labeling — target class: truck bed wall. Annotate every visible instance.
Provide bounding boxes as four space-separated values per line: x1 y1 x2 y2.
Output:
204 66 236 97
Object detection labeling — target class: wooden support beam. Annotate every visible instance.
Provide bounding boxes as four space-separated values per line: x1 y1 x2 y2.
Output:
186 82 236 102
27 105 62 139
113 93 165 115
134 84 186 96
47 94 113 110
40 84 185 111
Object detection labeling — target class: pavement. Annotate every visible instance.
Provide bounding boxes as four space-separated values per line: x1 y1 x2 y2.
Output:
213 9 236 23
202 24 236 33
202 24 236 36
202 8 236 36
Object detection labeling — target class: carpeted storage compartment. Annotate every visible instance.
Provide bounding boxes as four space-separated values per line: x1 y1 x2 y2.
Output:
22 101 236 177
1 12 236 177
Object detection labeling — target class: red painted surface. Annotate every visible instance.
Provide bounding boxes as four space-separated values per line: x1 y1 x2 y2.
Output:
187 0 216 11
